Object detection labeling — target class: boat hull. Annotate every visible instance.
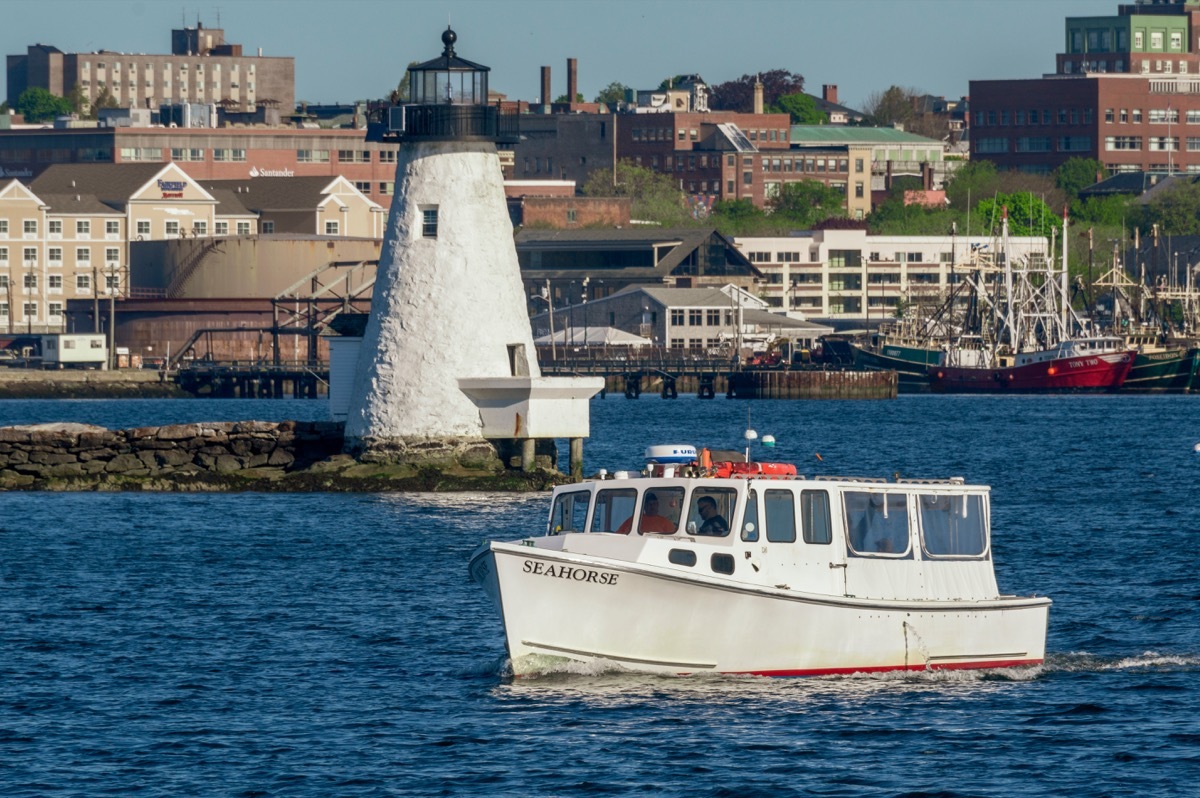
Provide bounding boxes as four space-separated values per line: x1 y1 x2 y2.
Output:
928 351 1134 394
471 544 1049 677
852 343 937 392
1121 347 1200 393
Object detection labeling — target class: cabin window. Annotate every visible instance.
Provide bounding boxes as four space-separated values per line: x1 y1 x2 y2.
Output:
588 488 638 534
845 492 911 556
710 553 735 575
919 494 987 557
741 489 760 541
549 490 591 535
668 549 697 567
764 489 797 543
801 490 832 544
687 488 736 537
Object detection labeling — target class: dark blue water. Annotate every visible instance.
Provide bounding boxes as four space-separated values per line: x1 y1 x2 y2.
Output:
1 395 1198 796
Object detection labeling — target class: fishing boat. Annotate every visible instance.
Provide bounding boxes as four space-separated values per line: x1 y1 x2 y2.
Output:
927 208 1135 394
851 322 942 392
469 444 1051 677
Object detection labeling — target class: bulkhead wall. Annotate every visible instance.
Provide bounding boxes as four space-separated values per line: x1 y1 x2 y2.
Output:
345 140 541 442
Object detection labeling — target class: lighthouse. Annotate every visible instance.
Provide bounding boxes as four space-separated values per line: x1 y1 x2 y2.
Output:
344 28 601 471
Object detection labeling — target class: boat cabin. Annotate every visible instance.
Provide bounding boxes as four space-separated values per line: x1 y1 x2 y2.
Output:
539 472 999 602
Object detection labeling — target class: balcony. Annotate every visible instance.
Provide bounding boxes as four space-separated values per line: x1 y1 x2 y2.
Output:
368 105 520 144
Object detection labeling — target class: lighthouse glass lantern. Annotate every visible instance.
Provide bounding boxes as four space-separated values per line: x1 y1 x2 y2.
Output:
369 27 517 144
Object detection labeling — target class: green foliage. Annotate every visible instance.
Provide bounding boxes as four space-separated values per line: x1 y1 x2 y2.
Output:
1055 157 1107 199
554 93 585 103
944 160 1000 211
976 193 1057 238
1143 179 1200 235
65 84 88 116
769 93 827 125
594 82 630 105
656 75 692 91
391 61 421 103
1072 194 1134 227
0 100 9 113
863 85 913 127
708 69 805 112
770 180 844 228
581 160 693 226
868 199 961 236
15 87 73 122
710 199 769 236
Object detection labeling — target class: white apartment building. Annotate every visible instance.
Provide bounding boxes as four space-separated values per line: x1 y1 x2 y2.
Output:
734 229 1050 323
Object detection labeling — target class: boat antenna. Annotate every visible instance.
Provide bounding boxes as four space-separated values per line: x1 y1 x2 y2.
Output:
744 408 757 464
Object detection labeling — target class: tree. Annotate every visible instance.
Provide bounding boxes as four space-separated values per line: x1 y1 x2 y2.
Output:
770 93 827 125
976 192 1057 238
861 85 914 128
770 180 844 228
944 160 1000 212
65 84 89 116
709 199 770 236
582 160 692 226
656 75 692 91
594 81 630 105
554 92 585 103
390 61 421 103
85 86 119 120
708 69 804 112
15 87 73 123
1144 179 1200 235
1055 157 1108 199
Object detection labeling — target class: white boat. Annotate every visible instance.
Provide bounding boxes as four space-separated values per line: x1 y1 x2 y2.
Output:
469 446 1051 677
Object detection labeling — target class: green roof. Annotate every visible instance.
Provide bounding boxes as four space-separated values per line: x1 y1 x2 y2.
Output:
789 125 943 145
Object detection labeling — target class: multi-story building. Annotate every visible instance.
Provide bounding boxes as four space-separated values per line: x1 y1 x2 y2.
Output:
0 126 401 206
733 230 1048 323
971 0 1200 174
0 162 379 332
6 22 294 113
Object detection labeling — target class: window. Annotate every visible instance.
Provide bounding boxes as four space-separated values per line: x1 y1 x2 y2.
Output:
379 181 394 196
24 220 37 235
237 221 251 235
747 252 772 263
338 150 370 163
1135 31 1143 49
297 150 330 163
845 492 910 556
668 549 697 567
422 208 438 238
47 274 62 290
212 149 246 162
170 148 204 162
76 220 90 236
23 247 36 264
1151 31 1163 50
215 221 229 236
1149 109 1179 124
588 488 638 533
165 221 180 236
801 490 832 544
1133 109 1143 124
192 221 207 236
76 247 91 264
48 247 62 264
48 220 62 235
106 220 119 235
1106 136 1143 151
566 209 577 224
76 274 91 291
136 220 150 237
353 181 372 194
324 221 339 235
975 137 1009 153
920 494 986 557
24 273 37 289
764 489 796 543
548 489 591 534
0 247 6 263
23 302 37 318
262 221 275 234
688 309 702 326
378 150 397 164
0 221 7 235
670 309 684 325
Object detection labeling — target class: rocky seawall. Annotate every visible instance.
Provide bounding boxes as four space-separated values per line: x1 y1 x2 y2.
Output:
0 369 188 399
0 421 564 492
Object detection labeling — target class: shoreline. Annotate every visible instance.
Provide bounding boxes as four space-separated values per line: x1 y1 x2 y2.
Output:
0 369 191 399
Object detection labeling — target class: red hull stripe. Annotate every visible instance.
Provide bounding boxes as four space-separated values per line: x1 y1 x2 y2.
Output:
725 658 1043 677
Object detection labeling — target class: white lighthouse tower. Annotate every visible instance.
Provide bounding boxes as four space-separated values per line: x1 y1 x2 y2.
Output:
344 28 601 471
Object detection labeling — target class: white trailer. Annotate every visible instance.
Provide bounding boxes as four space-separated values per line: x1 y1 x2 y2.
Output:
40 334 108 369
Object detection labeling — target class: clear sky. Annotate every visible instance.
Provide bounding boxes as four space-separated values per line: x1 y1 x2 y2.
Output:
5 0 1114 109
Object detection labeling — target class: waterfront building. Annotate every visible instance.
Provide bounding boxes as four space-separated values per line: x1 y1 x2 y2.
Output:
514 227 762 313
733 230 1049 324
971 0 1200 175
6 22 294 114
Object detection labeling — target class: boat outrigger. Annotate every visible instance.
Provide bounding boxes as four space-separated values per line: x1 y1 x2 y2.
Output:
469 444 1050 677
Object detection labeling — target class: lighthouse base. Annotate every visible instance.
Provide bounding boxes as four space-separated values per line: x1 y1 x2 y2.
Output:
346 435 504 470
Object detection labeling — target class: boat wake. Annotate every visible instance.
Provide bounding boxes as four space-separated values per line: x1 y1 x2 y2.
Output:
1046 651 1200 673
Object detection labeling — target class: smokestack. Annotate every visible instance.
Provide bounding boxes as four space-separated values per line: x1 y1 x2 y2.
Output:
540 66 551 106
753 75 764 115
822 84 838 104
567 58 578 105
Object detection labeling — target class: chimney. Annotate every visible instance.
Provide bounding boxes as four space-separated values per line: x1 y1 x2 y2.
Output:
822 84 838 105
567 58 578 105
540 66 551 106
752 75 764 115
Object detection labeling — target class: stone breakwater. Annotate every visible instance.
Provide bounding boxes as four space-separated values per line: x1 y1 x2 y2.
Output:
0 422 563 492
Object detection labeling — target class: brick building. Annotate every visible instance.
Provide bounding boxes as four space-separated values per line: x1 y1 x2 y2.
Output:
971 0 1200 174
6 22 294 113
